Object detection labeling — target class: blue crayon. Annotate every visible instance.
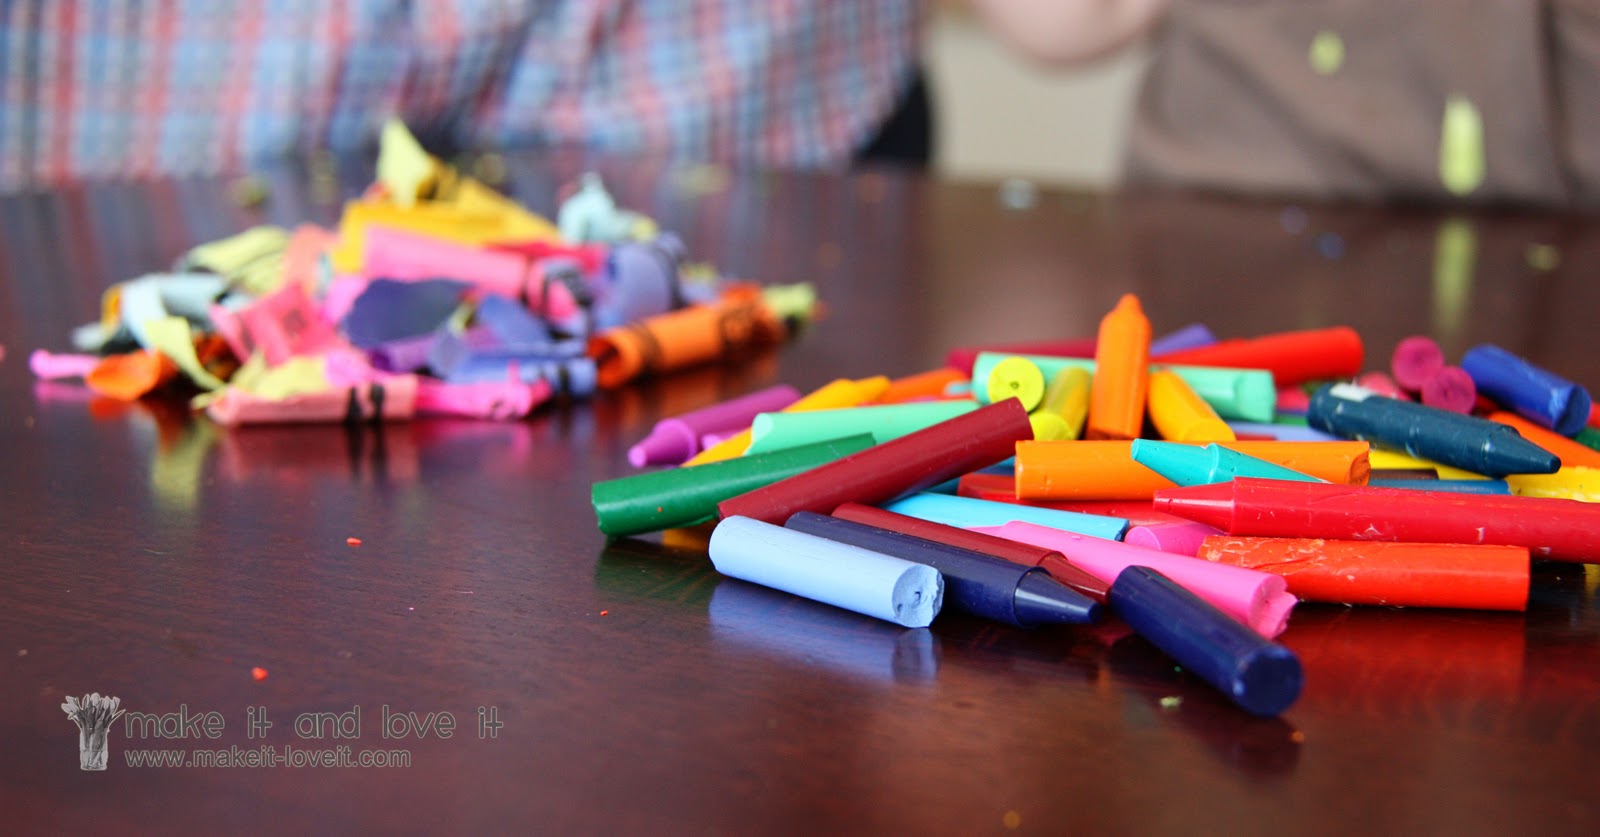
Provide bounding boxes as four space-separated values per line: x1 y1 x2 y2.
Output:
1367 477 1512 495
784 511 1101 627
708 516 944 628
1461 344 1593 437
1308 383 1558 477
1150 323 1218 355
1225 421 1343 442
1109 565 1303 717
883 492 1129 541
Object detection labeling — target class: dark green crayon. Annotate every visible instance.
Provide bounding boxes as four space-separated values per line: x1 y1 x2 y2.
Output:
592 434 876 537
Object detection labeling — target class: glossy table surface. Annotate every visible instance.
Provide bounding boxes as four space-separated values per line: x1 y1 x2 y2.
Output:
3 157 1599 835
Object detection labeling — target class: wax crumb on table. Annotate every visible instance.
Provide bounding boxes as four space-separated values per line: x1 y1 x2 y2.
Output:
251 667 269 681
346 537 362 547
600 610 609 617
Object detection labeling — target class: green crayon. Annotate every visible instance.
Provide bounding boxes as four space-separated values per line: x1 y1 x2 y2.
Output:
592 434 876 537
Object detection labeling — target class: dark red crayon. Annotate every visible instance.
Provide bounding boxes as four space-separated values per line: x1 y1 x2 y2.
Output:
957 473 1190 527
832 502 1111 602
718 398 1033 525
1153 477 1600 562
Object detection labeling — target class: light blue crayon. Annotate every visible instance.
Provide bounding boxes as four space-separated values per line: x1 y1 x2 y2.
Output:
882 493 1129 541
1226 421 1342 442
1131 440 1323 486
1367 478 1512 495
708 516 943 628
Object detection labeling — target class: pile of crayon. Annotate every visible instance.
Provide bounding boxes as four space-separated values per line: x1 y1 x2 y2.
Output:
27 121 816 425
592 293 1600 717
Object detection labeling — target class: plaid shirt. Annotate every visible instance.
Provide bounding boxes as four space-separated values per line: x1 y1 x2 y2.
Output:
0 1 922 187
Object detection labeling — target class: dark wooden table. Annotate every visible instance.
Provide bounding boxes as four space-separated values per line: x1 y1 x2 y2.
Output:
3 157 1599 834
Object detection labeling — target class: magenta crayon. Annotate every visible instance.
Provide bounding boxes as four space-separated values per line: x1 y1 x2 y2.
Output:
971 520 1296 638
1420 366 1477 414
628 384 802 467
1153 477 1600 562
1390 335 1445 392
717 398 1034 526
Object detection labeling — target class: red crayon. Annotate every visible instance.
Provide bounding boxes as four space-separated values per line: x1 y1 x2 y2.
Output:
832 502 1110 602
945 337 1097 375
717 398 1033 525
957 474 1190 526
1154 477 1600 562
1154 326 1364 387
1197 536 1530 611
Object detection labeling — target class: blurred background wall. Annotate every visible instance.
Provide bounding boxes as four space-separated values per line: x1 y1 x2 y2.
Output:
925 5 1149 189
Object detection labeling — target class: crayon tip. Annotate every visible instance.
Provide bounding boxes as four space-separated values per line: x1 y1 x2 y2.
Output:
1013 571 1102 625
1150 482 1237 531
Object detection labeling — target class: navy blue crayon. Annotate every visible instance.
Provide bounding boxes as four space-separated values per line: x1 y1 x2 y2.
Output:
1108 565 1303 717
1368 477 1511 495
784 511 1101 628
1460 344 1593 437
1307 383 1558 477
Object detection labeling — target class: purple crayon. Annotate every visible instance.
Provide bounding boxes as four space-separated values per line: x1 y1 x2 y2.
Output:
629 384 803 468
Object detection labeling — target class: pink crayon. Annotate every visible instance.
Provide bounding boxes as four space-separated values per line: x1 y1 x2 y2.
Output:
970 521 1296 638
1354 370 1411 401
414 378 552 420
361 226 580 320
628 384 803 467
207 376 418 426
1122 520 1224 556
1420 365 1477 414
29 350 100 380
1391 335 1445 392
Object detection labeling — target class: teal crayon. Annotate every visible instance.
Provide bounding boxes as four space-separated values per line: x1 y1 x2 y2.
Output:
883 492 1129 541
1308 383 1558 478
744 400 978 456
1131 440 1323 486
970 352 1276 422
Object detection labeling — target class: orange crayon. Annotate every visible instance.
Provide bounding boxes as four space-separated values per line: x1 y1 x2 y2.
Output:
1147 369 1235 442
587 285 785 389
1486 411 1600 470
1015 440 1371 500
874 367 968 404
1087 294 1151 440
85 351 180 401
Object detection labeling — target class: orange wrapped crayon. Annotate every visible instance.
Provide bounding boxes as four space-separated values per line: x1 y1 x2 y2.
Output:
85 351 180 400
1486 411 1600 469
1156 326 1364 387
1015 440 1371 500
1197 536 1529 611
587 285 784 389
1087 294 1151 440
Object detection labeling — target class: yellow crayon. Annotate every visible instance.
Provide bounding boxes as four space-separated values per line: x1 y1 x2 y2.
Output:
1366 449 1490 480
1147 369 1235 442
1029 366 1091 442
1505 466 1600 502
986 356 1046 413
683 376 891 466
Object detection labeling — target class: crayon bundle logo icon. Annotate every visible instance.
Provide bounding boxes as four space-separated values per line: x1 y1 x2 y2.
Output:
62 693 126 771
